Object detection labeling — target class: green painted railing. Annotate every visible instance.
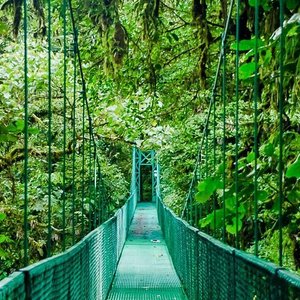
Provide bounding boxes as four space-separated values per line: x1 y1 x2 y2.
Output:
1 150 300 300
0 150 138 300
156 163 300 300
0 195 135 299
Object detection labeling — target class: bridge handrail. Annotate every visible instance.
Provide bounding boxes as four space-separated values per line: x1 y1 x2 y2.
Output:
0 191 136 300
155 163 300 299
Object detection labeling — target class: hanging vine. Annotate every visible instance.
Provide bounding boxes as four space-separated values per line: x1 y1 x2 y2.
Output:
192 0 211 88
1 0 46 37
84 0 127 73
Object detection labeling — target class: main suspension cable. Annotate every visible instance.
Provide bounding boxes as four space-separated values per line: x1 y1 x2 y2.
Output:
235 0 240 249
221 32 227 244
62 0 68 252
23 0 29 267
72 34 77 245
253 0 259 257
47 0 53 258
278 0 284 267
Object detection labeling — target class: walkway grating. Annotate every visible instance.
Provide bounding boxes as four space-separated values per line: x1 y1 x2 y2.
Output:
107 202 188 300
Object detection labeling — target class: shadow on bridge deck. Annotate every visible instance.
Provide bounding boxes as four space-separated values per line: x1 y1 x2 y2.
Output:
107 202 188 300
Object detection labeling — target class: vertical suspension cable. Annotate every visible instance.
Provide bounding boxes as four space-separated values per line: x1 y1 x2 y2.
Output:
102 163 107 221
235 0 240 249
68 0 111 227
81 89 85 237
97 162 102 226
194 159 199 226
222 34 227 243
93 148 97 229
197 162 202 226
72 32 77 245
104 174 108 220
194 178 198 226
253 0 259 257
23 0 29 267
213 96 216 236
189 194 192 224
67 0 104 234
99 165 104 224
100 168 104 223
204 130 209 232
62 0 67 251
47 0 52 258
68 5 92 235
195 201 199 228
181 0 234 224
88 130 92 232
205 130 209 177
98 159 102 226
278 0 284 267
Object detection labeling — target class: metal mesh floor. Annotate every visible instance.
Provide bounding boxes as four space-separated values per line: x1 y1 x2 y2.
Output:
107 203 188 300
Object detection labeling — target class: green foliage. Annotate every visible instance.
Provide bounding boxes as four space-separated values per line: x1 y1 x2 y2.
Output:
248 0 271 11
286 0 299 10
0 1 131 279
286 155 300 179
151 1 299 273
195 177 222 204
0 0 299 279
231 39 265 51
0 213 12 262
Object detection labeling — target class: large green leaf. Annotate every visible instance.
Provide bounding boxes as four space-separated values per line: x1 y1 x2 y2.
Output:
231 39 264 51
260 143 274 157
240 62 256 80
0 125 8 134
0 235 12 244
198 213 213 228
246 151 256 163
286 155 300 179
287 189 300 204
0 213 6 221
0 133 17 142
199 209 223 229
195 177 222 204
7 120 24 132
7 120 39 135
249 0 271 10
0 22 9 35
238 204 246 215
257 190 269 202
0 248 7 258
28 127 40 135
286 0 299 10
226 196 235 212
226 216 243 235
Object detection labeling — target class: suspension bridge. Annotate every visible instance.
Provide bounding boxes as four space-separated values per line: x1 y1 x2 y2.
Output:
1 149 300 299
0 0 300 299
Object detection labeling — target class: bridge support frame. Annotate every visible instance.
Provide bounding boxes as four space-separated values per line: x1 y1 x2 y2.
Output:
135 149 156 203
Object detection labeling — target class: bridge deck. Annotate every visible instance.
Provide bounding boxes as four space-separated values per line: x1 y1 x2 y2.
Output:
107 202 187 300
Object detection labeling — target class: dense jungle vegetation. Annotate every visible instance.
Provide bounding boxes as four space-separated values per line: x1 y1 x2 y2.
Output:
0 0 299 279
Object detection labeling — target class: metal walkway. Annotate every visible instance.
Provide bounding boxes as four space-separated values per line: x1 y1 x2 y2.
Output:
107 202 187 300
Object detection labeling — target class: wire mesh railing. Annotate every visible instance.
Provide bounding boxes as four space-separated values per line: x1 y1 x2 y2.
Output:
0 0 136 293
0 149 138 300
0 193 137 300
181 0 300 271
0 0 114 275
156 163 300 299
